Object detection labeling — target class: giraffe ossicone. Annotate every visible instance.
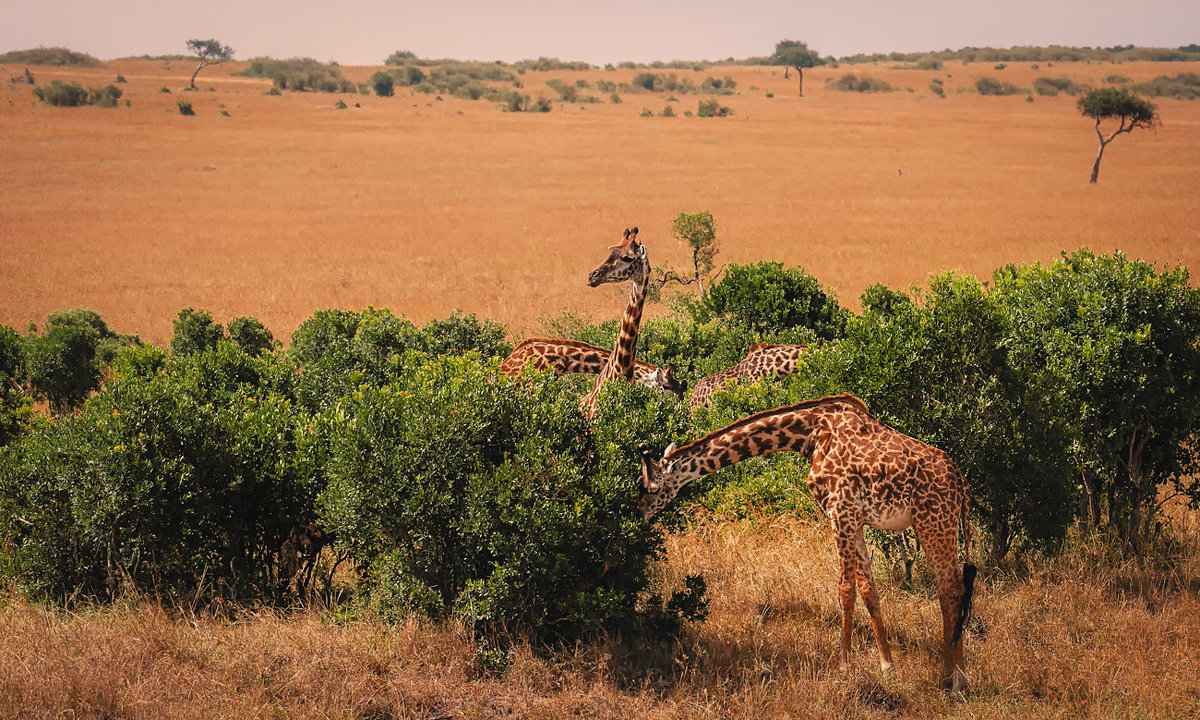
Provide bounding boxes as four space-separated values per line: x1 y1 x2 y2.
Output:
638 393 976 693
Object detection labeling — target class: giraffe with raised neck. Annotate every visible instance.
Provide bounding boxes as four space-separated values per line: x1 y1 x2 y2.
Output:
500 337 684 400
638 394 976 692
580 227 650 418
688 342 810 410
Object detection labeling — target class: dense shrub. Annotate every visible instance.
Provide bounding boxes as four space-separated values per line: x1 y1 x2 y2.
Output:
696 261 849 340
976 76 1025 95
316 354 699 638
32 80 89 107
825 73 892 92
696 98 730 117
0 325 31 447
176 99 195 115
929 78 945 97
34 82 123 108
288 308 508 412
992 251 1200 550
227 316 275 356
1032 76 1082 96
1131 72 1200 99
0 47 101 66
171 307 224 355
234 57 356 93
0 340 316 601
23 309 136 414
369 71 394 97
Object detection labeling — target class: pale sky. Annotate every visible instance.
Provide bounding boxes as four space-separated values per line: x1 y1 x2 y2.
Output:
4 0 1197 66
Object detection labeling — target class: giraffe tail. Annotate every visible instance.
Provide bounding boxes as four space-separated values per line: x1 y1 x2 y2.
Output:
953 487 976 644
954 562 977 644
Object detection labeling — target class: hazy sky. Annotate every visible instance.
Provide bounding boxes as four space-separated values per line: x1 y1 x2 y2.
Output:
4 0 1197 66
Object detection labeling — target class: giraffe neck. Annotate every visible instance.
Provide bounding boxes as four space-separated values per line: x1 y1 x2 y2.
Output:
606 272 648 382
666 403 822 480
641 396 870 517
582 258 649 417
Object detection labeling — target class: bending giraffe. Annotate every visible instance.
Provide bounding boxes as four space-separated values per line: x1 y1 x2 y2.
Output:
689 342 810 410
638 394 976 692
500 337 684 400
580 227 650 418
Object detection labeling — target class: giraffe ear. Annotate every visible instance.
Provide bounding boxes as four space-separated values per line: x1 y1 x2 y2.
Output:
663 442 677 459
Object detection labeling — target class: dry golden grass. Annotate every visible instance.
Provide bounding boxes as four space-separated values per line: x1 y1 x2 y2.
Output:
4 512 1198 719
1 59 1198 345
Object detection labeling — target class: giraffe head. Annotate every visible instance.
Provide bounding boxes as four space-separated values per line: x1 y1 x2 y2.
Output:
637 441 683 519
587 227 647 288
639 364 685 401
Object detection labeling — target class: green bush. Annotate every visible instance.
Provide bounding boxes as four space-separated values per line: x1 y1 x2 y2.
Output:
23 309 135 414
1033 77 1082 96
696 261 849 340
171 307 223 355
0 47 101 66
929 78 946 97
825 73 892 92
0 325 32 447
976 76 1024 95
32 80 89 107
227 316 275 356
235 57 356 93
696 98 730 117
316 354 700 638
89 84 122 107
0 341 315 601
1131 72 1200 100
177 99 195 115
369 71 394 97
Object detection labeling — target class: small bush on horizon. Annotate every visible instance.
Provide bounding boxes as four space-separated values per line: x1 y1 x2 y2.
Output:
0 47 101 66
826 73 892 93
976 76 1025 95
696 98 731 117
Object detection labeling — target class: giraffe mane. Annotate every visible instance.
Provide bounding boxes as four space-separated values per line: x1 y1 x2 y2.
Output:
666 393 871 459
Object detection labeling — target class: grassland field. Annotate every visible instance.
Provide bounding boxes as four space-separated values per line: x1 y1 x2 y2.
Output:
1 58 1198 345
2 56 1200 719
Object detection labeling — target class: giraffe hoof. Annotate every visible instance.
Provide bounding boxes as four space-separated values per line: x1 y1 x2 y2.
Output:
880 660 894 677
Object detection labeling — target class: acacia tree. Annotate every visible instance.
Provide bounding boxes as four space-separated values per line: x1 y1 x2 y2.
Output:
654 210 719 296
1077 87 1157 183
772 40 824 96
186 38 234 89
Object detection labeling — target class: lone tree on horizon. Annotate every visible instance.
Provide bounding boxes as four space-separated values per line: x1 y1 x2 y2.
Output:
772 40 824 97
186 38 234 89
1077 87 1158 183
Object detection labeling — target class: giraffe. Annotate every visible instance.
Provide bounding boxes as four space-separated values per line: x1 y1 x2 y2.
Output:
580 227 650 418
638 394 976 692
500 337 684 400
688 342 810 410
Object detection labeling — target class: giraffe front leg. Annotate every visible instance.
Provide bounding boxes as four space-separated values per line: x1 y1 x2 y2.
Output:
855 528 894 675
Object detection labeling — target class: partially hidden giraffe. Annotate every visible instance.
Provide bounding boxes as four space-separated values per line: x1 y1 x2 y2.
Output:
688 342 810 410
500 337 684 400
638 394 976 692
580 227 650 418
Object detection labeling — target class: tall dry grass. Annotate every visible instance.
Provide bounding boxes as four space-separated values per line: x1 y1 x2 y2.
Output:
2 60 1198 345
4 511 1198 719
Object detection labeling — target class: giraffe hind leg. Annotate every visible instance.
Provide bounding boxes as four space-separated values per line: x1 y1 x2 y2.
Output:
855 528 894 673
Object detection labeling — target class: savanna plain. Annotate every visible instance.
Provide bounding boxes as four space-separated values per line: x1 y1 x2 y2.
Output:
2 55 1200 719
